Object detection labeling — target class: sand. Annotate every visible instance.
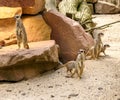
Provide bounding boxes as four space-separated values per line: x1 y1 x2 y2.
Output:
0 14 120 100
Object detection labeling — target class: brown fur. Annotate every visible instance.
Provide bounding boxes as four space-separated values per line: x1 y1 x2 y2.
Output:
94 33 104 58
15 15 29 49
100 44 110 56
64 49 85 78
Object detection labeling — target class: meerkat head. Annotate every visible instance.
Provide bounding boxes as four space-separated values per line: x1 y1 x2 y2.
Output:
14 15 21 20
104 44 110 48
78 49 85 54
98 32 104 37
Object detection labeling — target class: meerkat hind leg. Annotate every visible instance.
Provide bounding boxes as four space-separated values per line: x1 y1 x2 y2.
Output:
22 36 29 49
70 68 76 78
17 38 21 49
103 51 106 56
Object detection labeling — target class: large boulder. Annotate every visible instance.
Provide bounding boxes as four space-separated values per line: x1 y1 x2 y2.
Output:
0 0 35 7
22 0 45 14
95 1 120 14
99 0 120 7
0 15 51 45
22 15 51 42
0 40 59 81
0 7 22 19
0 0 45 15
43 10 94 63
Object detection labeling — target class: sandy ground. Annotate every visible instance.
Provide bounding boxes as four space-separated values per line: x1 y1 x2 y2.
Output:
0 14 120 100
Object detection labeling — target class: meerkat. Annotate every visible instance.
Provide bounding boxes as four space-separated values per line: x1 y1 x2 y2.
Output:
94 32 104 58
100 44 110 56
64 61 76 74
76 49 86 78
86 33 104 60
64 49 85 78
86 44 110 59
15 15 29 49
85 46 96 60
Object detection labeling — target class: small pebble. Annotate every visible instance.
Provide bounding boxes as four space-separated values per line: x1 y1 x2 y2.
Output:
98 87 103 90
21 93 26 96
6 90 12 92
51 95 55 98
48 86 53 88
68 93 79 98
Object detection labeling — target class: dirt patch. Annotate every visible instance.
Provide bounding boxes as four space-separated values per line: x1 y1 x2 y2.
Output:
0 14 120 100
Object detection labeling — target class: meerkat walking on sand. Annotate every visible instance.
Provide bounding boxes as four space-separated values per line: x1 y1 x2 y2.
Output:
64 49 85 78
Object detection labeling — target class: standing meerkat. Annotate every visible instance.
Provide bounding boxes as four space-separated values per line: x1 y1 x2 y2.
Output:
76 49 86 78
86 44 110 59
64 49 85 78
15 15 29 49
94 32 104 58
86 33 104 60
100 44 110 56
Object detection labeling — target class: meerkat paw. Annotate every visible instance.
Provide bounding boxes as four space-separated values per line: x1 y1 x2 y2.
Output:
24 44 29 49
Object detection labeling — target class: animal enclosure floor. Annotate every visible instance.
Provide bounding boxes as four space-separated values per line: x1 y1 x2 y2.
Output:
0 14 120 100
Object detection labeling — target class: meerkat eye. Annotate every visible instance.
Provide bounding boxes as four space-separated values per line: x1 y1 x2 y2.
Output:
80 50 85 53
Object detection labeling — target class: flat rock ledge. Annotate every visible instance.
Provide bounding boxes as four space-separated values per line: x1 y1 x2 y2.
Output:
0 40 59 82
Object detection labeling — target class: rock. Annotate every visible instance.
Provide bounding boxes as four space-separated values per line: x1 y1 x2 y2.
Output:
98 87 103 90
0 15 51 45
87 0 98 3
6 89 12 92
0 18 15 41
51 95 55 98
4 39 17 46
22 15 51 42
0 0 35 7
0 0 45 16
0 7 22 19
68 93 79 98
95 1 120 14
0 40 5 46
0 40 59 81
43 10 94 63
99 0 120 7
21 93 26 96
22 0 45 14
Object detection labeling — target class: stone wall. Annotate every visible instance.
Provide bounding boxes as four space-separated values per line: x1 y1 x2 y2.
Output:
99 0 120 7
95 0 120 13
87 0 120 14
0 0 51 46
